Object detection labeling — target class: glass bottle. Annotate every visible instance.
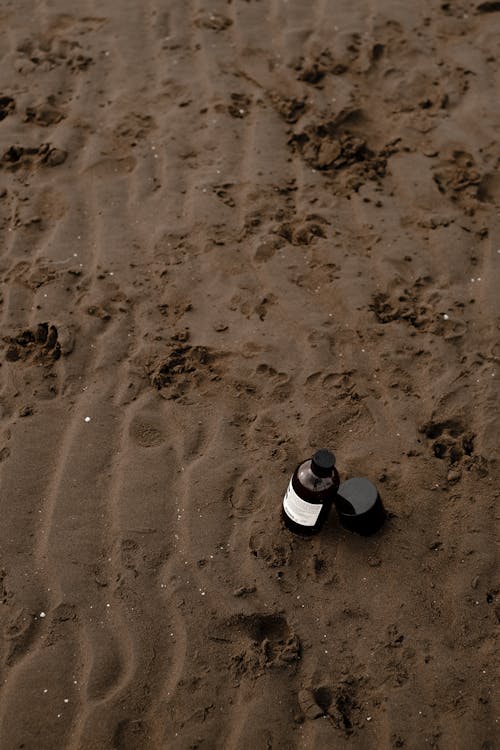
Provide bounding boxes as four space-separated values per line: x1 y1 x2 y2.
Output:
282 449 340 535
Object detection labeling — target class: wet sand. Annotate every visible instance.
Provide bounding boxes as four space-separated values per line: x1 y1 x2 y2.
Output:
0 1 498 748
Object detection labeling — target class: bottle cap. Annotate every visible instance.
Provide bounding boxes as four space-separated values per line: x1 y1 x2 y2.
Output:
311 449 336 477
335 477 386 535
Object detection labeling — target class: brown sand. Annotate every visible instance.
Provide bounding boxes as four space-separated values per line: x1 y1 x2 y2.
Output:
0 1 498 748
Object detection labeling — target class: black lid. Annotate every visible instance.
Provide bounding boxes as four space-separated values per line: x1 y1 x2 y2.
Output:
311 449 336 477
335 477 386 535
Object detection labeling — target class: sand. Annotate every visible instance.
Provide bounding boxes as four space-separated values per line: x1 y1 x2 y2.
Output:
0 1 498 748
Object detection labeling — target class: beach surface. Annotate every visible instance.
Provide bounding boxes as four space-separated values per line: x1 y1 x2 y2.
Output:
0 1 498 748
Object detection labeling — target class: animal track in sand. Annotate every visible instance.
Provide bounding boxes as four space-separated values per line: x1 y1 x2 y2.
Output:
0 96 15 121
3 184 68 235
24 99 66 127
14 20 96 74
226 613 300 677
292 48 348 84
228 292 277 321
249 532 292 569
148 330 221 400
434 148 482 215
371 286 469 342
370 288 431 329
420 417 475 466
116 535 168 586
212 182 236 208
299 679 364 734
369 277 465 335
273 214 328 246
288 109 391 190
227 92 252 119
0 143 67 171
0 447 11 463
294 52 328 85
120 539 142 578
268 91 307 124
112 112 155 149
243 407 289 455
4 322 62 363
2 323 75 400
432 148 498 214
252 363 292 401
223 474 263 519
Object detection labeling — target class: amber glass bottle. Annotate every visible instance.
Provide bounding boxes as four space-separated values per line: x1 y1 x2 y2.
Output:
282 449 340 535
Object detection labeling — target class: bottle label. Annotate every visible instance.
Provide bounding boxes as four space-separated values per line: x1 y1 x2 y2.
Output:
283 479 322 527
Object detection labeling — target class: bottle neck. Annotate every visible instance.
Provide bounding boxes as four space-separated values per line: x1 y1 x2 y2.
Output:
297 460 339 493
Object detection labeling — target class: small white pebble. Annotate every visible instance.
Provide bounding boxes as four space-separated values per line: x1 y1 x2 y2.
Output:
39 611 46 618
84 417 91 422
43 689 48 694
367 716 372 721
63 699 69 704
443 314 449 320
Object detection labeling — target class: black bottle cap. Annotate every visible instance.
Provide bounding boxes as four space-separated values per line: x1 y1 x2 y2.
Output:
335 477 386 535
311 449 336 477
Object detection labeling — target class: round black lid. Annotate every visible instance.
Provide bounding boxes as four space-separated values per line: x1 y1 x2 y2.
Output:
311 449 336 477
335 477 385 535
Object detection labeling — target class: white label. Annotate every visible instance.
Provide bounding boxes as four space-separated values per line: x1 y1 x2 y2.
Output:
283 479 322 527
